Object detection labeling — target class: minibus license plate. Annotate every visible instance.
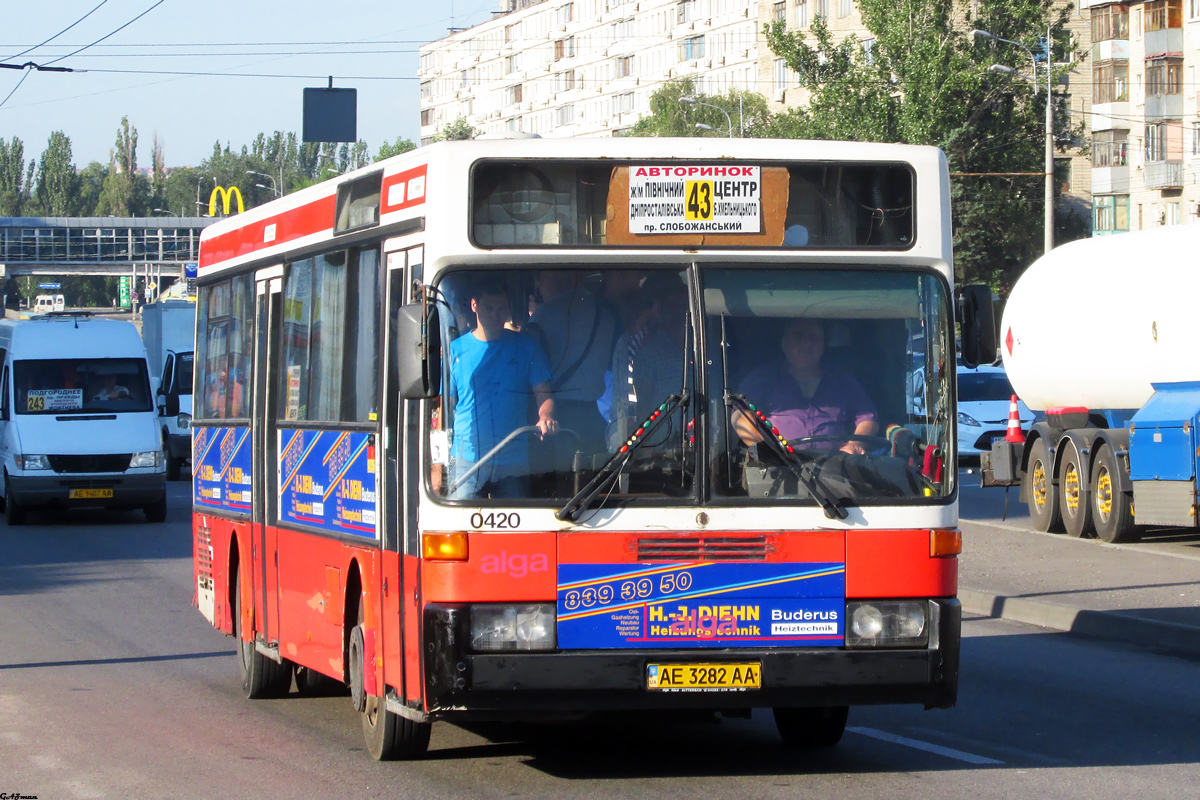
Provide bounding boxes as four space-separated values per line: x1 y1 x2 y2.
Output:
647 663 761 691
70 488 113 499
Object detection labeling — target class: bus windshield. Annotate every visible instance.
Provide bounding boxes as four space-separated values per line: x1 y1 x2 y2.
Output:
14 358 153 415
430 266 953 507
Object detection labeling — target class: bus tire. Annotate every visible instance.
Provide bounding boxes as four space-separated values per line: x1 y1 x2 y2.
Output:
773 706 848 748
1090 444 1139 544
1025 438 1063 533
296 666 347 697
1057 440 1093 538
357 600 430 760
234 565 293 699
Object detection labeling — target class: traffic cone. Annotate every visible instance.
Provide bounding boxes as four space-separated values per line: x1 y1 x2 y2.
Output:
1005 395 1025 443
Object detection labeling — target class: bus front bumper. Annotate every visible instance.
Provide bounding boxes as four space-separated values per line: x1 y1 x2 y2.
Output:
421 599 960 717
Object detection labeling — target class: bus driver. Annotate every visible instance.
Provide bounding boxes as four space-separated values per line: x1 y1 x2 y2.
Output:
447 277 558 499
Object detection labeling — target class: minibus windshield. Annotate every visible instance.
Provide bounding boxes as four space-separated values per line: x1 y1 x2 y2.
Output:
14 358 153 414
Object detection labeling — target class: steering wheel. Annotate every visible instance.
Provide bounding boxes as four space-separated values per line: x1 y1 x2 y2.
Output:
786 434 893 457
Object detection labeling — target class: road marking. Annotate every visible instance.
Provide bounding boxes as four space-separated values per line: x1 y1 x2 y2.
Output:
847 726 1005 765
963 518 1200 563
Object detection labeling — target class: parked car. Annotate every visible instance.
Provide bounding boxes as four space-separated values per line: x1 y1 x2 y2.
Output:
956 365 1034 457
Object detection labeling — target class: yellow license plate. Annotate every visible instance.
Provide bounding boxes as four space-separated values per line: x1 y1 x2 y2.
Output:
69 488 113 499
647 663 761 691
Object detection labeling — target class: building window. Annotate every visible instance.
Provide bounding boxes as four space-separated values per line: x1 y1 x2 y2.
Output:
1191 0 1200 19
555 37 576 60
1092 4 1130 41
1146 57 1182 96
1093 130 1129 167
616 55 634 77
505 23 517 43
838 0 851 17
1167 201 1181 225
677 0 696 24
1146 122 1166 161
420 108 434 126
773 1 786 22
1094 195 1130 232
505 84 523 105
1145 0 1182 31
796 0 808 27
556 104 575 126
678 35 705 61
1093 61 1129 103
1192 122 1200 156
615 91 635 114
773 58 788 94
556 70 576 91
816 0 828 18
506 54 520 74
557 2 574 26
420 81 432 99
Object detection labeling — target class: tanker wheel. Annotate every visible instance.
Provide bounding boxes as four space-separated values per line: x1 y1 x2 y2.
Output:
1057 441 1093 538
1025 438 1063 533
1090 444 1139 544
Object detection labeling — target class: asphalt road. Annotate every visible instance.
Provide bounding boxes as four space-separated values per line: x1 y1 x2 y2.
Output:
1 480 1198 799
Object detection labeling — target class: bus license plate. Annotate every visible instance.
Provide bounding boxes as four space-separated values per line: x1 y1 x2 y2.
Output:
69 488 113 499
647 663 761 691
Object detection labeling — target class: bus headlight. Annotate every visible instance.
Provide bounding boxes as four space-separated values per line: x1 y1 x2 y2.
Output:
130 451 162 468
470 604 556 652
18 455 50 470
845 601 928 648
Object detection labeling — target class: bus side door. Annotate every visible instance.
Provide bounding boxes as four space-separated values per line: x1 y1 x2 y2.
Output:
251 275 283 645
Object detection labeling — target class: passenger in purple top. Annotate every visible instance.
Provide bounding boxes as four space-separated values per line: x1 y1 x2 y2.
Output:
734 318 878 455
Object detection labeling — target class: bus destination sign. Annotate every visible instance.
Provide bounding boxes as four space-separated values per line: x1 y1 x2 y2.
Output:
628 165 762 235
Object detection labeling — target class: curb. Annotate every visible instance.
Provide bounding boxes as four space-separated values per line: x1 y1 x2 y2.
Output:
959 588 1200 660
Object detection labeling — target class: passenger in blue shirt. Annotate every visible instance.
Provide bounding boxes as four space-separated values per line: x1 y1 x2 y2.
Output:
448 277 557 499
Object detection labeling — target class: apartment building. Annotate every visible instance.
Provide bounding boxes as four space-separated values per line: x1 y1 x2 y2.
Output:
1087 0 1200 234
418 0 762 142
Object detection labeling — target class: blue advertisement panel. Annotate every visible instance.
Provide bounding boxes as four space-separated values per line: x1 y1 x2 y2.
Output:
557 562 845 649
192 425 252 514
278 429 378 539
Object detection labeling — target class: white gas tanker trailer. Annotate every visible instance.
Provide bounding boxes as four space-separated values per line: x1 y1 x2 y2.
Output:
981 223 1200 542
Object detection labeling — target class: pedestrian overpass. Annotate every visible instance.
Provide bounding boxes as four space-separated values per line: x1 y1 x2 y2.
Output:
0 216 218 302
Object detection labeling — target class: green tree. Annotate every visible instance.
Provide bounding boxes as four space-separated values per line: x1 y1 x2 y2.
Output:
376 136 416 161
36 131 78 216
0 136 30 215
763 0 1088 289
625 79 769 137
96 117 143 216
432 117 479 142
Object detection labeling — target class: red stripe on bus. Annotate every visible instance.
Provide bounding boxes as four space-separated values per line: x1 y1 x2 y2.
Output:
845 529 957 597
199 194 336 269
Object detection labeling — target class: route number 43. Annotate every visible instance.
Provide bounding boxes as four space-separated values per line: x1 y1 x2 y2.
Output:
685 181 714 221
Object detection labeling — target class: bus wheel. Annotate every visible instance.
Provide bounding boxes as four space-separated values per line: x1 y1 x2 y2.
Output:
1025 438 1063 533
355 601 430 760
296 666 346 697
1057 441 1093 538
773 706 848 748
1090 444 1139 544
234 565 293 699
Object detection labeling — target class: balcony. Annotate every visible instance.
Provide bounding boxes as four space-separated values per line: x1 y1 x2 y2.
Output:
1145 28 1183 58
1091 102 1131 131
1145 93 1184 122
1092 166 1130 194
1144 161 1183 189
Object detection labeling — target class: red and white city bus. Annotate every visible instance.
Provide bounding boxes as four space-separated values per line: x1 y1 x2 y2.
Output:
193 137 983 760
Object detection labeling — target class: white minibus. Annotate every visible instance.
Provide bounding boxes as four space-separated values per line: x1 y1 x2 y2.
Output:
0 314 168 524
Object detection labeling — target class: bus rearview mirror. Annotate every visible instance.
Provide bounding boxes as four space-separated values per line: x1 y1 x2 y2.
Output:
396 303 441 399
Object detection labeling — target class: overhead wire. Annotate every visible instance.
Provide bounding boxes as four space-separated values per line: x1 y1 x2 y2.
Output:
43 0 168 67
1 0 110 63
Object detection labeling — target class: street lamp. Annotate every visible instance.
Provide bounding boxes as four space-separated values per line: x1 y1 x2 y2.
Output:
153 208 178 217
679 95 742 137
246 169 281 197
973 27 1054 254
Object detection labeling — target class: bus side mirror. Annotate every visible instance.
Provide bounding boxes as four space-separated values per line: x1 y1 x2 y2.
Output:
956 284 998 369
396 303 442 399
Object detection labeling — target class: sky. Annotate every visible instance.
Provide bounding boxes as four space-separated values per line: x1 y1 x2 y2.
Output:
1 0 499 169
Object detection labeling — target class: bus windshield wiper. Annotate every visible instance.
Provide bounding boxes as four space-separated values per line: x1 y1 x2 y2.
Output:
718 314 847 521
555 392 685 523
